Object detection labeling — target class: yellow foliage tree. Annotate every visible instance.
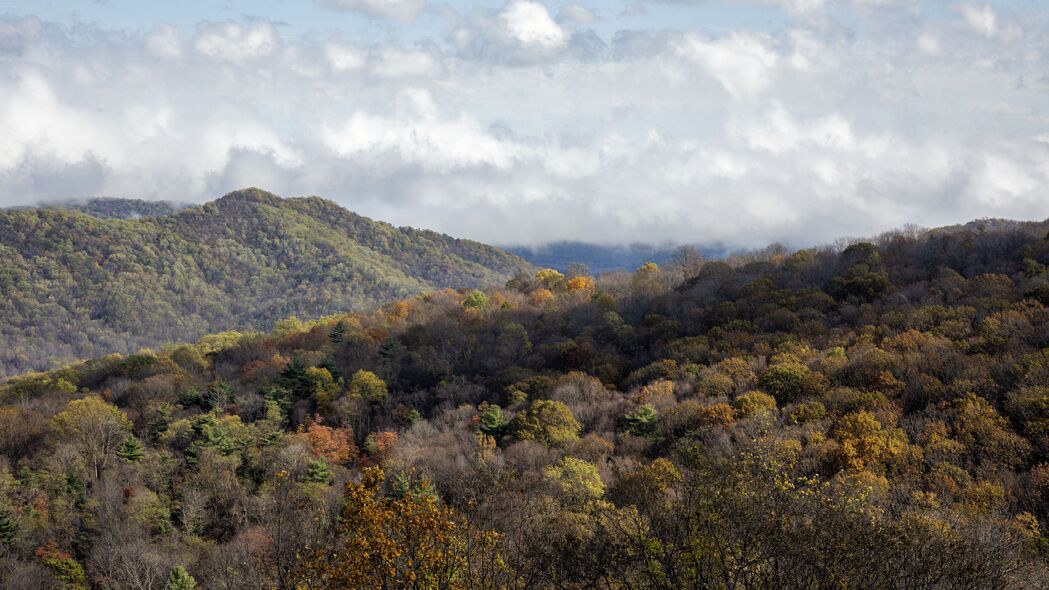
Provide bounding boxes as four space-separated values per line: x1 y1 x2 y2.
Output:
298 466 497 589
52 396 132 480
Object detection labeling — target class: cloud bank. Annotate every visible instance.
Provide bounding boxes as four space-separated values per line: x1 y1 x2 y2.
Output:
1 1 1048 248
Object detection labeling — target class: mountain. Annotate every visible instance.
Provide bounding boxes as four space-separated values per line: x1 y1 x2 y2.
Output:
507 241 727 274
3 216 1049 587
0 188 531 377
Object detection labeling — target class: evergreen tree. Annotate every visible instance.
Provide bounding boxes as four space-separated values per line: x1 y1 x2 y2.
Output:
280 358 313 399
305 459 334 484
116 435 145 462
165 565 197 590
329 320 349 344
478 403 510 441
0 507 19 548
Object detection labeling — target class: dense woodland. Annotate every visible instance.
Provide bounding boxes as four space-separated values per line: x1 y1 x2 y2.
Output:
0 189 530 377
5 217 1049 588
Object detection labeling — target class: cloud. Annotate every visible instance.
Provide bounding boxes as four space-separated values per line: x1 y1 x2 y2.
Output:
673 33 779 99
145 24 183 59
1 7 1049 250
323 88 524 171
558 5 599 26
317 0 427 21
325 42 367 72
193 22 279 61
959 4 997 37
451 0 568 63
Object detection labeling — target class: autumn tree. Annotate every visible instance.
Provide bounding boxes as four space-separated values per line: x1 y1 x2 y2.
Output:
512 399 581 448
349 370 388 405
52 396 133 479
298 466 472 589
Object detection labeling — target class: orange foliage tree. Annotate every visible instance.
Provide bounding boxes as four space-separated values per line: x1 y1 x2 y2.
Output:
296 466 502 589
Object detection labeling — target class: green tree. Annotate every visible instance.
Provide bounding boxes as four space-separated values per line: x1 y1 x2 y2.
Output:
478 403 510 441
0 507 18 548
305 459 335 484
116 435 145 462
165 565 197 590
462 290 490 310
624 403 660 438
760 362 812 404
512 399 581 448
329 320 350 344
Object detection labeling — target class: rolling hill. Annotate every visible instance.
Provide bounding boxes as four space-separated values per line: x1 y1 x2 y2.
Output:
0 188 532 377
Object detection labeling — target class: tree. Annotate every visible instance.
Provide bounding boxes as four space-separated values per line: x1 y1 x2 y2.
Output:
0 507 18 548
536 268 566 291
52 396 133 479
760 361 811 404
512 399 581 448
329 320 349 344
298 415 356 464
732 391 777 418
349 370 388 405
36 541 88 590
297 466 472 589
462 290 489 311
165 565 197 590
478 403 510 441
116 435 145 462
304 459 334 484
624 404 659 438
544 457 605 504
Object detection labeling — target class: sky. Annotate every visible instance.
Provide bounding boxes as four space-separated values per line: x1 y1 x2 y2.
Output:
0 1 1048 248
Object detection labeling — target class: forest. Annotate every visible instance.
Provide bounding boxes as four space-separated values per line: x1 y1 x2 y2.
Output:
3 217 1049 588
0 189 530 378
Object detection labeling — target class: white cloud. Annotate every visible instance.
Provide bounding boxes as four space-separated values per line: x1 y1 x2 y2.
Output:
317 0 427 21
193 22 279 61
323 88 523 171
959 4 997 37
451 0 568 63
674 33 779 99
325 42 367 72
500 1 567 50
145 24 182 59
1 9 1049 249
371 48 441 77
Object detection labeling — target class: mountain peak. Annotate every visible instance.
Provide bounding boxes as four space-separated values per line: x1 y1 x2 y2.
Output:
215 187 282 206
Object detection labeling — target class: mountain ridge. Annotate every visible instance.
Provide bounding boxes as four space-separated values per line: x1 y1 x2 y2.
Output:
0 188 532 377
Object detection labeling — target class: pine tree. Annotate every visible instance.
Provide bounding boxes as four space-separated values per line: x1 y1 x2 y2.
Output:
304 459 334 484
116 436 144 462
0 507 19 548
165 565 197 590
329 320 349 344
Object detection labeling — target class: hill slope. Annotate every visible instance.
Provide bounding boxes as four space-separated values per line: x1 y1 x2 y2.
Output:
3 217 1049 586
0 188 531 376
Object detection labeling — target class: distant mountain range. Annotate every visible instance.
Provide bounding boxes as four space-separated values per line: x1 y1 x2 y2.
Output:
507 241 727 274
0 188 531 377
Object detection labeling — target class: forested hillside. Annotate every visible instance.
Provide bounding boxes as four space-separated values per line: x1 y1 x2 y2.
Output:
0 189 531 377
3 218 1049 587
